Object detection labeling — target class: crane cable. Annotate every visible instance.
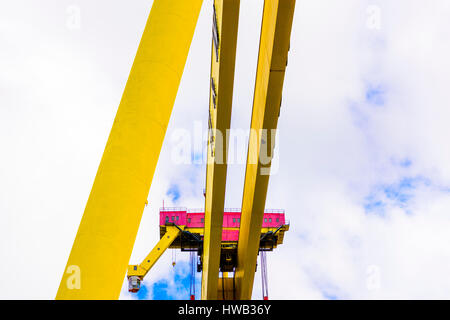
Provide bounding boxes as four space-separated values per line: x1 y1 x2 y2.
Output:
260 251 269 300
189 251 196 300
172 248 176 267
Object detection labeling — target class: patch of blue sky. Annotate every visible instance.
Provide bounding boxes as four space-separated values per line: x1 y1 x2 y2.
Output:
148 261 201 300
364 176 431 215
314 280 342 300
305 268 343 300
136 283 150 300
365 84 386 106
151 280 173 300
399 158 412 168
166 184 181 203
191 152 204 166
364 197 386 216
323 292 339 300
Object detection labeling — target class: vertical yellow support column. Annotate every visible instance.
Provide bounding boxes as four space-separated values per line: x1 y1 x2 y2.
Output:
56 0 203 299
202 0 240 300
235 0 295 300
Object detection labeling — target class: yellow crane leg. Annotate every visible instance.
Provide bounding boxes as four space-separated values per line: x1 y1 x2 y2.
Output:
217 277 235 300
128 225 183 278
56 0 203 300
201 0 240 300
235 0 295 300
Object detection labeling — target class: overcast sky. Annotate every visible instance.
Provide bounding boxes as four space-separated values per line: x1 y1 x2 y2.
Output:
2 0 450 299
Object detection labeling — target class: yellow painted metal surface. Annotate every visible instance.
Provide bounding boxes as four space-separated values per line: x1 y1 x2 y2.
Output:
235 0 295 300
166 226 289 247
217 277 235 300
56 0 203 299
128 226 183 277
202 0 240 300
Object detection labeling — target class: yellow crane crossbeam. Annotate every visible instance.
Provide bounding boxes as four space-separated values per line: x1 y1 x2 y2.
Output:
201 0 240 300
235 0 296 300
56 0 203 299
128 225 183 278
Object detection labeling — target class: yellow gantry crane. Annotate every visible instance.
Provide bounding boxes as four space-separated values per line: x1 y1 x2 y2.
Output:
127 209 289 299
202 0 240 300
56 0 295 300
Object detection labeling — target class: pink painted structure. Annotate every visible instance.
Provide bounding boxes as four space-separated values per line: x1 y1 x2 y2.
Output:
159 208 286 242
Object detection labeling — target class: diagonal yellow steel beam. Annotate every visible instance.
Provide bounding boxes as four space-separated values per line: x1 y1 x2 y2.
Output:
56 0 203 299
127 225 184 278
235 0 295 300
202 0 240 300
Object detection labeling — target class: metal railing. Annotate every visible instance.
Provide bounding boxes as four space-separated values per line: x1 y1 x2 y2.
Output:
264 209 285 214
160 207 187 212
224 208 241 212
160 207 286 214
187 208 204 213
